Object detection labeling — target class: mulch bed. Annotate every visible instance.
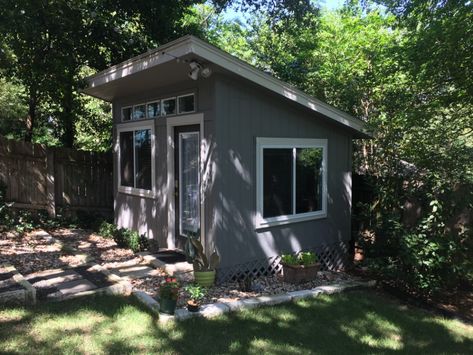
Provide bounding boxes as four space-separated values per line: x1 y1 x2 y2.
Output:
49 228 141 266
0 229 141 276
0 230 84 275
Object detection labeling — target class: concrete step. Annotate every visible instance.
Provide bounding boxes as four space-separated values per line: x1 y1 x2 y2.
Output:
109 264 161 280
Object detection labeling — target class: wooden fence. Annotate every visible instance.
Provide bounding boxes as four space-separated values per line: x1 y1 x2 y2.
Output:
0 136 113 216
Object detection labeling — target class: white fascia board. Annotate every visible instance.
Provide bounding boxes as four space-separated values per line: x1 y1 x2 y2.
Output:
85 35 368 136
85 36 194 89
189 39 368 135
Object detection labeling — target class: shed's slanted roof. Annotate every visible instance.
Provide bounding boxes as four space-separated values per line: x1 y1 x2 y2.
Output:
84 35 369 137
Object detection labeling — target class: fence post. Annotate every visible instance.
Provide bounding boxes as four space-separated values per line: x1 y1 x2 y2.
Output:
46 149 56 217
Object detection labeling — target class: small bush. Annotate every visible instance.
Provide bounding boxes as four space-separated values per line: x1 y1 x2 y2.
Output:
112 227 148 253
98 221 117 239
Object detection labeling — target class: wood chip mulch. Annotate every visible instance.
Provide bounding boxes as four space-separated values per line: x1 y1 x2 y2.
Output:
0 230 85 275
49 228 141 266
0 228 141 276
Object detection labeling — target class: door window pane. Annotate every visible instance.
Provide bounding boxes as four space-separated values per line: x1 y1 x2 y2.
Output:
178 95 195 113
120 131 134 187
263 148 293 218
134 129 152 190
296 148 323 213
133 104 146 120
162 98 176 116
147 102 160 118
180 132 200 235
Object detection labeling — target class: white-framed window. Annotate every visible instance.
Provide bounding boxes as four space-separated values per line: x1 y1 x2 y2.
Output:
256 137 327 229
132 104 146 120
178 94 195 114
147 101 161 118
122 93 196 121
162 97 177 116
122 106 132 121
116 121 155 198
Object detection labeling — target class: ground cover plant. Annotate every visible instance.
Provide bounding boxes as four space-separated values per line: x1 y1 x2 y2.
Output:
1 290 472 354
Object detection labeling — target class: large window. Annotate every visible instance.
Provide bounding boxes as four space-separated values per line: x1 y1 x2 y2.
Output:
117 122 155 197
256 138 327 228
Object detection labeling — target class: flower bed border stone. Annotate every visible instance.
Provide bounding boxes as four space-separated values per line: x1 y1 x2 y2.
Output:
133 279 376 323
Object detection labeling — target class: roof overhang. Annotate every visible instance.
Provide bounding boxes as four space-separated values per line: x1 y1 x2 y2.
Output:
84 35 371 138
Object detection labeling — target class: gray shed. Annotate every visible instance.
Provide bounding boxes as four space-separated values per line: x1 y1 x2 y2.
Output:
84 35 369 281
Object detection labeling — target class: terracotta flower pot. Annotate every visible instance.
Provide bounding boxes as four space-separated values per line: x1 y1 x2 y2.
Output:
282 262 321 284
194 270 216 287
187 300 200 312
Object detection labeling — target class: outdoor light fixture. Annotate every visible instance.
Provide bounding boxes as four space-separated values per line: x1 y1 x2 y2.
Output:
188 60 212 80
200 66 212 78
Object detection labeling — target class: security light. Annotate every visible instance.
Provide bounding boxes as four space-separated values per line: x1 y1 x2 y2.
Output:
188 61 201 80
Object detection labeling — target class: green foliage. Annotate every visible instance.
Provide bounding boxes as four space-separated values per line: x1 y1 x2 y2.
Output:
112 227 148 253
184 233 220 271
0 78 27 139
159 277 179 301
281 252 318 266
98 221 117 239
281 254 298 265
184 283 206 301
209 1 471 296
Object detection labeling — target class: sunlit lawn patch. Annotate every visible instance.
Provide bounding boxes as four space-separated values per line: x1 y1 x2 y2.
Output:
1 290 472 354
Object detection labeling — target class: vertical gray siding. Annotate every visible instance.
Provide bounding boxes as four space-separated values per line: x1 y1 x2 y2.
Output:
112 78 216 248
110 70 355 271
213 74 353 268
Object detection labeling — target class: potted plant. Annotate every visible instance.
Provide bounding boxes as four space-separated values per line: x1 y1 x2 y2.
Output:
184 283 206 312
185 235 220 287
281 251 321 284
158 277 179 315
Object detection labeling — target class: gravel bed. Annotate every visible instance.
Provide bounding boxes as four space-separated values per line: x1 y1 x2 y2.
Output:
1 228 142 276
131 271 359 308
0 230 85 275
49 228 141 266
2 227 361 309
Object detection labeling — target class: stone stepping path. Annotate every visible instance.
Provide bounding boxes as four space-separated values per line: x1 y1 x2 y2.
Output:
0 228 136 304
0 264 36 305
139 251 193 281
109 264 161 280
0 230 192 305
24 264 123 301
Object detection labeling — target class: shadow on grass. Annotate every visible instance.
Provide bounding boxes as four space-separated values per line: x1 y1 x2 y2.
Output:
1 290 472 354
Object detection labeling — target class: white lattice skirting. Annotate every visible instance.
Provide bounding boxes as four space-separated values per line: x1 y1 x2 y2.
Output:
217 240 350 283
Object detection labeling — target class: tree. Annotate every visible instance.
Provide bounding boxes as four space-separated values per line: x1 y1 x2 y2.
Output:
0 0 317 148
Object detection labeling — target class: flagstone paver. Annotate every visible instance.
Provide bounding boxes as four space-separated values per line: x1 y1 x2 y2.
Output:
56 279 97 296
110 265 160 279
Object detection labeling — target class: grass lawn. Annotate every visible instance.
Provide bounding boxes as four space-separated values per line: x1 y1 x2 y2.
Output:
1 290 472 354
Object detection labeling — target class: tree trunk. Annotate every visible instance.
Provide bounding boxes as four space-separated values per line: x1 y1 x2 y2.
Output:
61 73 75 148
24 95 37 142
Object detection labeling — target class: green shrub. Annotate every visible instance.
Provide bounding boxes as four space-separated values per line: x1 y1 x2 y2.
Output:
98 221 117 239
112 227 148 253
357 175 473 297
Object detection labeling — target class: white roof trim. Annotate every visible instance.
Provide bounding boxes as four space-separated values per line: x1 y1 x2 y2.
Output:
85 35 369 136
